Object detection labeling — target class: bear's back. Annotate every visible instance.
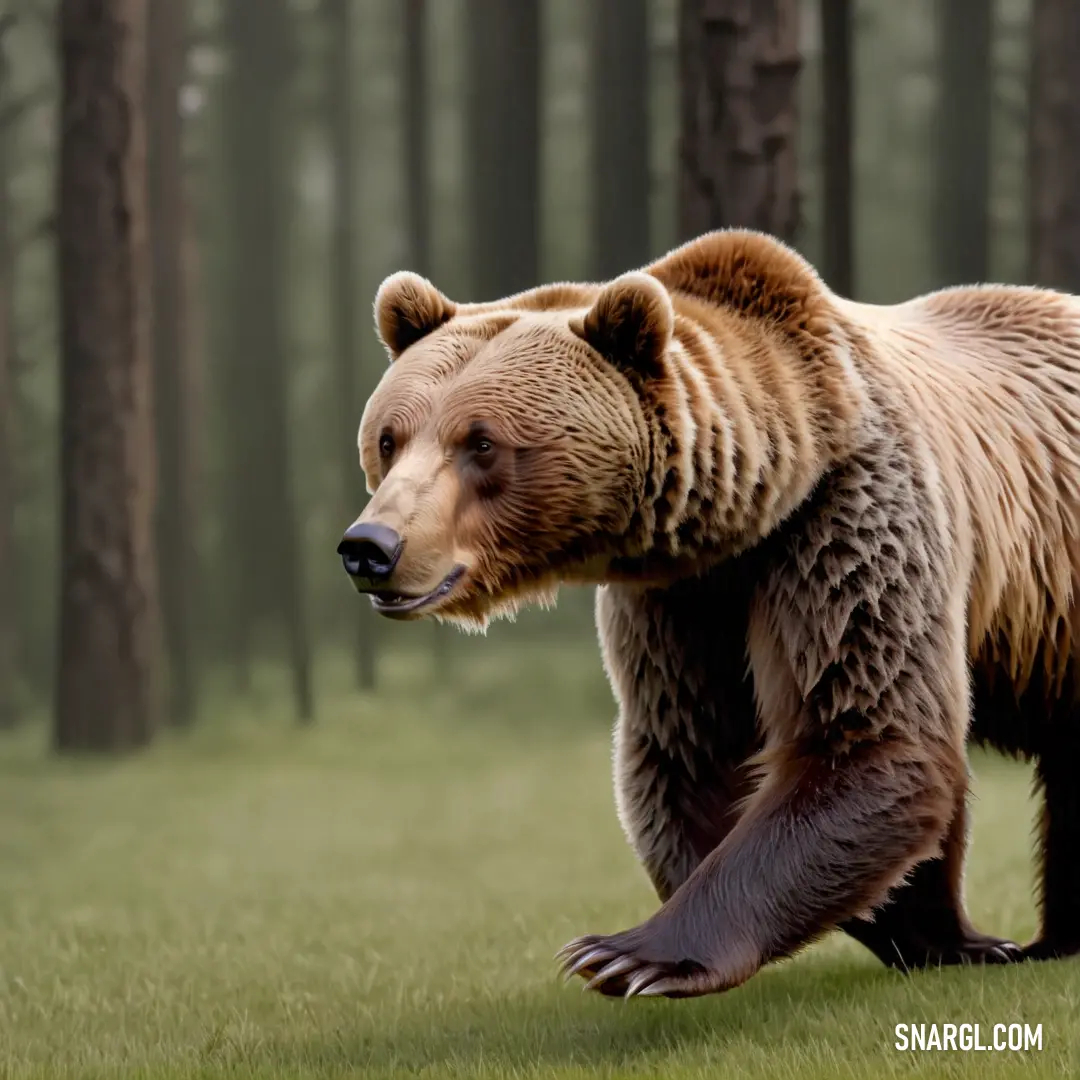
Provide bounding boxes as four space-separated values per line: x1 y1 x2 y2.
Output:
837 285 1080 691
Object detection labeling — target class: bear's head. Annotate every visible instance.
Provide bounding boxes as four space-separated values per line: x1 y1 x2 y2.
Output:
338 268 684 628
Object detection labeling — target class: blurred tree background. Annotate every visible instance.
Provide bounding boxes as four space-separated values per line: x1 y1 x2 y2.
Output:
0 0 1068 748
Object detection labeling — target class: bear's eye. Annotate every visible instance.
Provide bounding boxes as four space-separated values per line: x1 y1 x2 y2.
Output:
378 432 395 459
465 427 496 460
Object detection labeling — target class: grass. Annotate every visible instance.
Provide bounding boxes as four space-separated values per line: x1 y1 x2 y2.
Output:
0 639 1077 1079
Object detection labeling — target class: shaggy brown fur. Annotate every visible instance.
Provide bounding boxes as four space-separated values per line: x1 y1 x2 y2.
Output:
339 229 1080 998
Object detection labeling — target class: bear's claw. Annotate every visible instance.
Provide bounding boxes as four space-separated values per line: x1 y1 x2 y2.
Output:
583 955 638 989
623 966 667 998
556 942 616 981
978 941 1026 964
556 932 714 999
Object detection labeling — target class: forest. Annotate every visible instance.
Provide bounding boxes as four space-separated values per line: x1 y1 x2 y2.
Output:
2 0 1067 747
1 3 1079 1076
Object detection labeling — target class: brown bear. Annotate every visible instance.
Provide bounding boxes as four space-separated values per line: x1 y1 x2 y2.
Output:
337 229 1080 999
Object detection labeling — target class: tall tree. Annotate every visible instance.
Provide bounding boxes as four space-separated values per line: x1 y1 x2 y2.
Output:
934 0 992 287
220 0 313 720
181 156 207 594
400 0 449 674
327 0 375 690
403 0 430 280
465 0 541 297
55 0 160 751
591 0 651 278
677 0 801 242
820 0 853 296
148 0 198 725
1028 0 1080 291
0 16 16 730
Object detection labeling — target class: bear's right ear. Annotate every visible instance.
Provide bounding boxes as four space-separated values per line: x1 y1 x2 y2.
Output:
572 272 674 379
373 271 457 361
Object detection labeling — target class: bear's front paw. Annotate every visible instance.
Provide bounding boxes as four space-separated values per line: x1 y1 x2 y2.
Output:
555 924 751 1000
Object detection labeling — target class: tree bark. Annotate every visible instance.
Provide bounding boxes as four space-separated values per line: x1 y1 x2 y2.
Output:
820 0 853 296
181 171 206 596
934 0 992 287
327 0 375 691
399 0 449 676
403 0 430 279
677 0 801 243
1028 0 1080 291
592 0 651 278
55 0 160 751
0 21 16 729
148 0 198 726
465 0 541 297
221 0 313 720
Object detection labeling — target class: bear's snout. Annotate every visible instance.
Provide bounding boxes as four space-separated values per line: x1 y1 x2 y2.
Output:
337 521 402 587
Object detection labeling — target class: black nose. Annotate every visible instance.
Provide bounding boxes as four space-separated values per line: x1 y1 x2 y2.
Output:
337 522 402 583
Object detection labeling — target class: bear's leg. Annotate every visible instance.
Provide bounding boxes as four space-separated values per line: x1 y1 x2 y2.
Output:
559 428 1017 998
839 782 1022 968
1027 718 1080 961
579 574 762 995
557 735 964 998
970 650 1080 961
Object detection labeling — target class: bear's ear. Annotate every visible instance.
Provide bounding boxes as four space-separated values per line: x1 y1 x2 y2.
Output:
373 271 457 361
572 272 674 379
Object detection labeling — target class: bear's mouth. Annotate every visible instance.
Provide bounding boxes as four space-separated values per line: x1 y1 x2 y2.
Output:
368 564 467 619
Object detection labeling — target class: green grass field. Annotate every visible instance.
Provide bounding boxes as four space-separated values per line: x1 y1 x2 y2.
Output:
0 642 1076 1079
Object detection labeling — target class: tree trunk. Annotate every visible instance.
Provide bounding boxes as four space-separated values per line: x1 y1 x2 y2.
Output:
148 0 198 726
327 0 375 691
676 0 801 243
184 120 213 685
400 0 449 676
55 0 160 752
1027 0 1080 291
182 171 206 608
820 0 853 296
0 22 16 730
592 0 651 278
403 0 430 279
465 0 541 297
934 0 992 287
221 0 313 720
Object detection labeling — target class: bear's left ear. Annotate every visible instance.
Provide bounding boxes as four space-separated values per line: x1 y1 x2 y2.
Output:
572 272 674 379
373 271 457 361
